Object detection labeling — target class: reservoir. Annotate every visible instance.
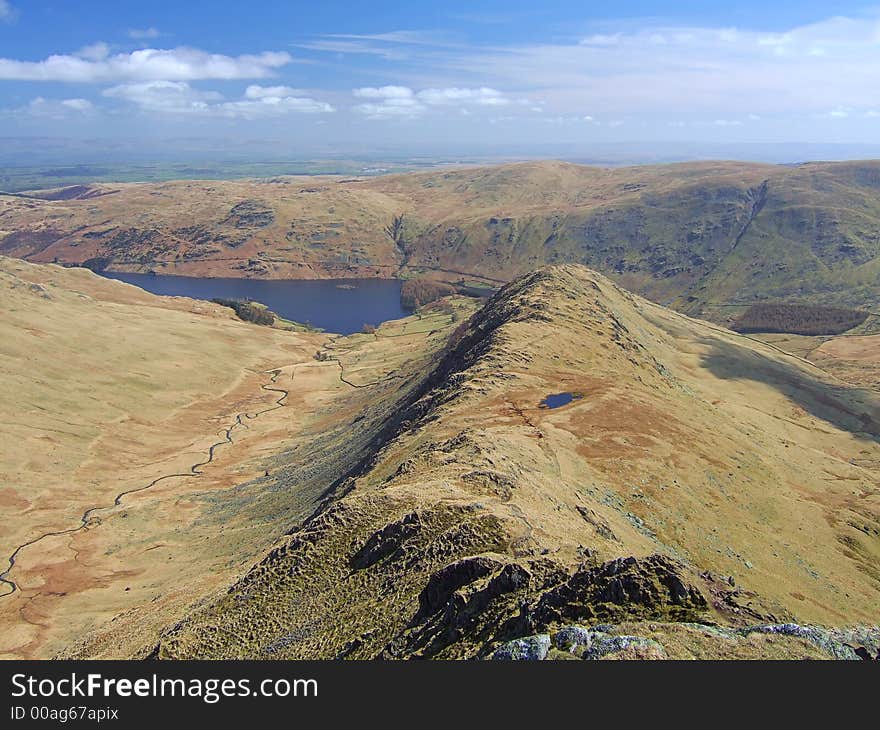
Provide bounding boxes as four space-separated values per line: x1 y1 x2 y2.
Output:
99 272 407 335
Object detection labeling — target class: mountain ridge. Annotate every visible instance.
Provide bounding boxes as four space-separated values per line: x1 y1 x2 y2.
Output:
2 159 880 321
58 262 879 660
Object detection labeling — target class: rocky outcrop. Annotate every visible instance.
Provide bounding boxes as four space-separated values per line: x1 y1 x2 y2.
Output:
495 626 667 660
494 621 880 661
743 624 880 661
491 634 550 661
222 200 275 229
521 554 709 630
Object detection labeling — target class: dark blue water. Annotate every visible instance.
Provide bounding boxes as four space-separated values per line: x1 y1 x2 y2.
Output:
540 392 582 409
99 272 406 335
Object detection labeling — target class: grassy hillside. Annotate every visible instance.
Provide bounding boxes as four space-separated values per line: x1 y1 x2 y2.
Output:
0 255 479 659
73 264 877 660
0 256 332 658
2 160 880 319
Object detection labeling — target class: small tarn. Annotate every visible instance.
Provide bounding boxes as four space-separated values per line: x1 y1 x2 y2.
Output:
539 392 583 409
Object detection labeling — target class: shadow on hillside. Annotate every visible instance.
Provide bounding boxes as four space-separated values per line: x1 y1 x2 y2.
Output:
699 338 880 444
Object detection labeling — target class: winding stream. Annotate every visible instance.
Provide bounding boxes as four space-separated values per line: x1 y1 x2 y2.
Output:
0 368 290 598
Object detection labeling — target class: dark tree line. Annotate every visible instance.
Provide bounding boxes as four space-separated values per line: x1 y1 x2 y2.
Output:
732 303 868 336
211 298 275 326
400 278 457 310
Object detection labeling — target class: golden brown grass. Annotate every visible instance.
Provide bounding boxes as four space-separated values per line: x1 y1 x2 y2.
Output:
145 265 879 659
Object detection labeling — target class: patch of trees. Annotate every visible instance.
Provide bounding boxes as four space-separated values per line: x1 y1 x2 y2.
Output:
211 298 275 326
732 303 868 336
81 256 113 272
400 278 456 310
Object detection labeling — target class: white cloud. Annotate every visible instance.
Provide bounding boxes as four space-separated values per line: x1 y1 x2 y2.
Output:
354 85 415 100
76 42 111 62
352 85 511 119
104 81 333 117
296 39 410 61
353 86 424 119
580 33 622 46
539 114 602 125
0 47 292 82
8 12 880 140
60 98 94 112
104 81 221 113
296 30 454 61
0 1 16 23
333 30 451 46
128 27 161 40
432 15 880 118
244 84 303 99
19 96 95 119
218 87 334 118
416 87 509 106
354 102 422 119
290 15 880 129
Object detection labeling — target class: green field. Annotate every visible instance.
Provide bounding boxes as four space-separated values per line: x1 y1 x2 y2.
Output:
0 159 445 193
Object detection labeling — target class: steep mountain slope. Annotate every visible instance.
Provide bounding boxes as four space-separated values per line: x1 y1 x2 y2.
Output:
89 264 878 661
2 160 880 318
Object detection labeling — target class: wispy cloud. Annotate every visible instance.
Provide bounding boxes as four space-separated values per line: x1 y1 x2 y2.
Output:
301 14 880 122
0 1 16 23
128 27 161 40
295 30 458 62
441 15 880 117
0 47 292 82
296 38 409 61
9 96 96 120
5 11 880 144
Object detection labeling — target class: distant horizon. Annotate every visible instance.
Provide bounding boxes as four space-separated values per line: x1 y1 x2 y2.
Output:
3 138 880 170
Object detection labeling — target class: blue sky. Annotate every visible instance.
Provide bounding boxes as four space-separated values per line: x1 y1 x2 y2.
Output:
1 1 879 158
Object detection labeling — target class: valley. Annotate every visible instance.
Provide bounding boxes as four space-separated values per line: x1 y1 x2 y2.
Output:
1 253 877 660
0 257 474 658
2 160 880 323
1 157 879 661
